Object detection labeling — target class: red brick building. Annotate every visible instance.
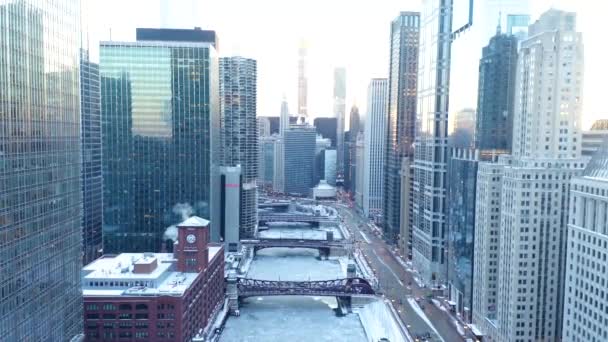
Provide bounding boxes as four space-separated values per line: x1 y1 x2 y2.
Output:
82 217 224 341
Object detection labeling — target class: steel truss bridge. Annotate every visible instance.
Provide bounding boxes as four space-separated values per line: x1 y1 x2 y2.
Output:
240 238 349 253
236 277 376 298
258 213 339 225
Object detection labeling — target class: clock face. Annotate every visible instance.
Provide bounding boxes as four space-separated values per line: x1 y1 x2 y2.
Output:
186 234 196 244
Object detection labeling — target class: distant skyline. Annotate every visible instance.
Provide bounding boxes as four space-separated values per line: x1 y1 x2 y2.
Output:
90 0 605 129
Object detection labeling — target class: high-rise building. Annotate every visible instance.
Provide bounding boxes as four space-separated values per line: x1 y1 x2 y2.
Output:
473 10 586 341
347 104 361 194
219 166 241 251
343 131 353 190
399 158 415 258
0 0 83 339
446 149 498 322
354 133 366 209
258 116 271 137
272 137 285 193
384 12 420 240
280 97 290 137
80 49 103 265
324 149 337 186
362 79 388 218
451 108 476 149
314 135 331 185
219 56 258 238
582 119 608 157
334 67 347 175
411 0 451 285
562 146 608 342
454 21 519 329
313 117 337 147
298 40 308 118
283 125 316 195
471 159 506 335
101 28 220 251
259 135 279 186
136 27 218 50
475 31 518 152
349 105 361 139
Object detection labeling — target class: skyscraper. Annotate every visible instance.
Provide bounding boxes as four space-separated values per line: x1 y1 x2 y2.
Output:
473 10 586 341
219 56 258 238
324 149 337 185
347 104 361 195
298 40 308 119
562 145 608 342
349 105 360 140
283 125 316 195
0 0 83 339
101 28 220 252
313 117 337 147
384 12 420 241
258 116 271 137
475 31 518 152
411 0 451 285
80 49 103 265
362 79 388 218
450 108 476 149
280 97 290 136
334 67 346 175
354 132 366 209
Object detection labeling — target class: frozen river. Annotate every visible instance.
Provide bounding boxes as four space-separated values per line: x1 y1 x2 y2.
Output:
218 225 403 342
246 247 347 280
259 224 344 240
218 296 367 342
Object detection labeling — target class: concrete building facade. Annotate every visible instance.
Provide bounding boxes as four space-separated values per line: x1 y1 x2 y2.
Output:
362 79 388 218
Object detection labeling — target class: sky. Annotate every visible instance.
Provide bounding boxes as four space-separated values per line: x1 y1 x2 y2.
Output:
89 0 606 129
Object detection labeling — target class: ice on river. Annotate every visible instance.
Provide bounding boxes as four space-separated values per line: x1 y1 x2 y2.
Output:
218 296 367 342
258 225 343 240
246 248 347 281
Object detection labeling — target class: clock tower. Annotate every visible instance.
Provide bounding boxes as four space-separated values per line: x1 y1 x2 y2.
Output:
174 216 210 273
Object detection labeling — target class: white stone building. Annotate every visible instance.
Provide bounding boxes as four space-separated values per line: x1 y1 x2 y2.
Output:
362 78 388 218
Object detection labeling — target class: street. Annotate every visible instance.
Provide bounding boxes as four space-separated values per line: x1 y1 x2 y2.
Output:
332 202 465 342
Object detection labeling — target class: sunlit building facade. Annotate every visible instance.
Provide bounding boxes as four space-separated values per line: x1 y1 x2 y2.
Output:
384 12 420 240
101 29 220 252
0 0 83 339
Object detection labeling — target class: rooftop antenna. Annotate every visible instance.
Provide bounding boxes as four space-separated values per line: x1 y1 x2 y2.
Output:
109 28 112 41
497 11 502 35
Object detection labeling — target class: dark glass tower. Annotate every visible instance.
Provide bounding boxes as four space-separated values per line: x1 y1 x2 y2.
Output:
475 31 518 151
219 56 258 238
313 117 337 147
283 125 316 195
101 29 219 252
0 0 83 339
383 12 420 239
80 49 103 265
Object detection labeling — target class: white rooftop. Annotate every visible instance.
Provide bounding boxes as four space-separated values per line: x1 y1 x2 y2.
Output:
180 215 210 227
82 246 221 297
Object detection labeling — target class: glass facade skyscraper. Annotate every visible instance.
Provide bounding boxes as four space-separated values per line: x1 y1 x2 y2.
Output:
0 0 83 339
219 56 258 238
80 49 103 265
412 0 453 285
101 31 219 253
383 12 420 240
283 125 316 195
476 31 518 151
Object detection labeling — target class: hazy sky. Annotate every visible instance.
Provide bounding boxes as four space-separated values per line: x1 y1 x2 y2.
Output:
90 0 605 129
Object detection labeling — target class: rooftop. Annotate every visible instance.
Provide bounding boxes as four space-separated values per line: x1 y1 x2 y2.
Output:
82 246 221 297
180 216 210 227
